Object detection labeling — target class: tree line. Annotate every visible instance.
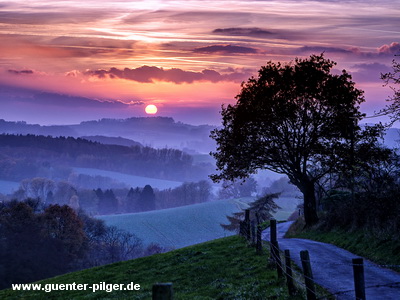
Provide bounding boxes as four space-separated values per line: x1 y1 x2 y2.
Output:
0 200 166 290
10 177 213 215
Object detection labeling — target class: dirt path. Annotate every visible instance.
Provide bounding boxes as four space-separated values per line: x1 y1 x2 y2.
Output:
263 221 400 299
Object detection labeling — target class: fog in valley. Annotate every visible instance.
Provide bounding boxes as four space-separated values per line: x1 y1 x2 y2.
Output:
0 116 303 288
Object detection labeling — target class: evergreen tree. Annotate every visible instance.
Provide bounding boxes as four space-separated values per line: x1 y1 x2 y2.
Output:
140 185 156 211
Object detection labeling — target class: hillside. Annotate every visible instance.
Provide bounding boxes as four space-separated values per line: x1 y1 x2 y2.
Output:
0 235 302 299
98 198 249 249
80 135 143 147
0 134 211 182
98 195 298 249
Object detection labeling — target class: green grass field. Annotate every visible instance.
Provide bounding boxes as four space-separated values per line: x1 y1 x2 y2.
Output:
0 180 19 195
98 196 298 249
0 236 304 300
74 167 183 189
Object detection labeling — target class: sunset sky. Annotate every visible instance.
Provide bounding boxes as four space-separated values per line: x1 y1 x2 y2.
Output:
0 0 399 125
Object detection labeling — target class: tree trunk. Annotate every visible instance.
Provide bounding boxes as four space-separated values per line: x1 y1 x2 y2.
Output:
300 180 319 227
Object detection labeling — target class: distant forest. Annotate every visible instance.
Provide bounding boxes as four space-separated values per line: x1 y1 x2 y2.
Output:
0 134 212 182
0 117 217 153
10 177 212 215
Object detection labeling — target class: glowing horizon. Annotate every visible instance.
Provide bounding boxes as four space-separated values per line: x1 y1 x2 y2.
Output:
0 0 399 125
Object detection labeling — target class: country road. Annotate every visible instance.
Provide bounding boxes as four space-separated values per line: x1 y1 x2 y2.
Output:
262 221 400 299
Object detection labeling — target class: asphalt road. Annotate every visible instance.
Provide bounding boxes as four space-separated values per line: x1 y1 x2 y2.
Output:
262 221 400 299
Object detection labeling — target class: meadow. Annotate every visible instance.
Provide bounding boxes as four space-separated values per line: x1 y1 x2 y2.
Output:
98 195 298 249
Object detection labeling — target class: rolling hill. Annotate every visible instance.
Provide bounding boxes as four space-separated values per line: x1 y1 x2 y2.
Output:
0 235 299 299
98 195 298 249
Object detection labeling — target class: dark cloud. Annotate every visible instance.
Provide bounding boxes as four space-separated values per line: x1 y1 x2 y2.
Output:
84 66 251 84
213 27 273 37
8 69 34 75
299 46 353 54
193 45 259 54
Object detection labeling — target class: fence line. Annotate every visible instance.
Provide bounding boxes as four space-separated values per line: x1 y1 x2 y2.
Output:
264 221 400 300
267 241 400 269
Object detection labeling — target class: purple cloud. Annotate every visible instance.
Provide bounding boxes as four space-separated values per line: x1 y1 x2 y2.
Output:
193 44 259 54
84 66 251 84
378 42 400 55
8 69 34 75
213 27 273 37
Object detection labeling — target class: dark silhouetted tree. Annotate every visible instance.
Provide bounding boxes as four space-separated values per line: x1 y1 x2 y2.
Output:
0 201 43 288
40 205 87 268
379 54 400 124
97 189 118 214
211 54 367 226
140 185 156 211
0 202 87 288
104 189 118 213
99 226 143 264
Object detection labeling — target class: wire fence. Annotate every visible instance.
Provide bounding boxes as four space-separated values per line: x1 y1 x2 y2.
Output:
236 215 400 300
264 228 400 300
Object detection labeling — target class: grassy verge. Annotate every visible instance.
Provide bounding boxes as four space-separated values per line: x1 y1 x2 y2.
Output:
0 236 305 300
286 219 400 272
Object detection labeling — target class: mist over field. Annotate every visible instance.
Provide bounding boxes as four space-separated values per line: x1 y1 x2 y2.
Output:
0 116 304 288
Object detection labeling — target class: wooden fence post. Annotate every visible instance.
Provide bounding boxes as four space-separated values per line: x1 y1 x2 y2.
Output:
273 241 284 278
270 219 277 243
256 225 262 255
244 209 250 241
269 219 283 278
352 258 366 300
152 283 173 300
284 249 296 296
239 221 245 237
270 219 277 261
300 250 316 300
251 221 256 246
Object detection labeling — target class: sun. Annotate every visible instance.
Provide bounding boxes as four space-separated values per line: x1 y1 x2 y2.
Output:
145 104 158 114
